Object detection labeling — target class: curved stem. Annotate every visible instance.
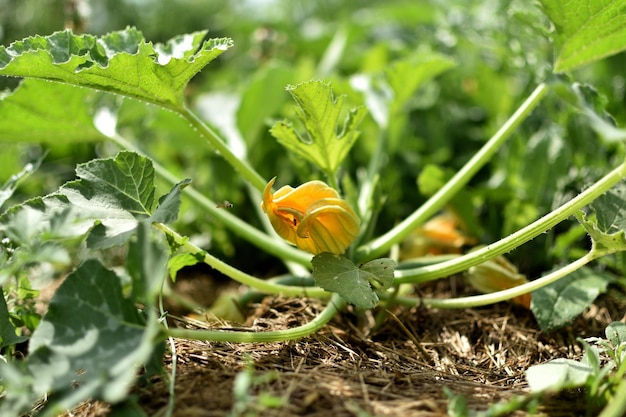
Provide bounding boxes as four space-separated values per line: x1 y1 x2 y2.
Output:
154 223 327 298
106 131 312 266
394 159 626 284
355 83 550 262
389 250 597 308
165 293 345 342
182 105 267 192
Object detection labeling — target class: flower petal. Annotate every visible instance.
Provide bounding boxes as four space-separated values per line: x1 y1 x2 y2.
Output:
261 177 361 255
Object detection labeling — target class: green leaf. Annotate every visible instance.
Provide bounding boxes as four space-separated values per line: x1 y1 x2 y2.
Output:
0 152 189 253
578 182 626 252
270 80 367 175
0 293 28 350
0 28 232 110
0 79 108 144
57 152 188 249
311 253 395 309
0 259 162 416
531 267 614 331
151 179 191 224
538 0 626 72
167 252 201 281
526 358 593 392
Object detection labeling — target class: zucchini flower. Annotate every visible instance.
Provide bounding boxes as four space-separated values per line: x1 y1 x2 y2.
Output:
261 177 360 255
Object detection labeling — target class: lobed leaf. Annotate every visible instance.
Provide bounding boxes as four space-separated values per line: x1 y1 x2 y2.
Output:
0 152 189 253
270 81 367 175
311 253 395 309
538 0 626 72
0 28 232 110
0 259 163 416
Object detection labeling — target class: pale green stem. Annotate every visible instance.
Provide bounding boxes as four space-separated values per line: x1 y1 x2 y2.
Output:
394 158 626 284
355 83 550 262
165 293 345 342
107 131 312 266
153 223 328 298
388 250 598 308
181 105 267 192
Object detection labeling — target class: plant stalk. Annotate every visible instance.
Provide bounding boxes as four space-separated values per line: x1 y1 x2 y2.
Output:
394 158 626 284
165 294 345 342
153 223 327 298
355 83 550 262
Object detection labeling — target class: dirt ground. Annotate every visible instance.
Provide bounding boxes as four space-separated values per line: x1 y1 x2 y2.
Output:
63 273 626 417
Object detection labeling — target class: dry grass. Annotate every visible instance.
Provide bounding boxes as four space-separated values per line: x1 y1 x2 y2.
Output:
56 274 625 417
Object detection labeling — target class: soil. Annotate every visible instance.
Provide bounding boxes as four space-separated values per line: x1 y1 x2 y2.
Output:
60 272 626 417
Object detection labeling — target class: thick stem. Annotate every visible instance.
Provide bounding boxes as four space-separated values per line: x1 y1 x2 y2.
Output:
154 223 327 298
182 105 267 192
394 159 626 284
355 83 550 262
165 294 345 342
411 251 597 308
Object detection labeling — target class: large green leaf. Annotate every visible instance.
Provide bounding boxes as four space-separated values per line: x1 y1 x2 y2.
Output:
0 28 232 110
311 253 395 309
0 259 163 416
270 81 367 175
0 80 108 144
538 0 626 72
531 267 615 331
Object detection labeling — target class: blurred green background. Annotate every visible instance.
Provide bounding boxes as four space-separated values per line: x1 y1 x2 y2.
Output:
1 0 625 276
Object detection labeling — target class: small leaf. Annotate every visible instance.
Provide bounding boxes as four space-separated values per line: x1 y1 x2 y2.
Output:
151 179 192 224
531 267 614 331
167 252 201 281
537 0 626 72
0 259 162 416
526 358 593 392
311 253 395 309
0 79 108 144
270 81 367 175
0 28 232 110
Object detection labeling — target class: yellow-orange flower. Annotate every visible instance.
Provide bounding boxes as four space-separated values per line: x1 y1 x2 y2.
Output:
261 177 360 255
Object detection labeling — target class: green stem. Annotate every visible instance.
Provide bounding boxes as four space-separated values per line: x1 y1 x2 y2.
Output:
154 223 327 298
165 293 345 342
394 158 626 284
355 83 550 262
390 250 597 308
182 105 267 192
106 131 312 266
